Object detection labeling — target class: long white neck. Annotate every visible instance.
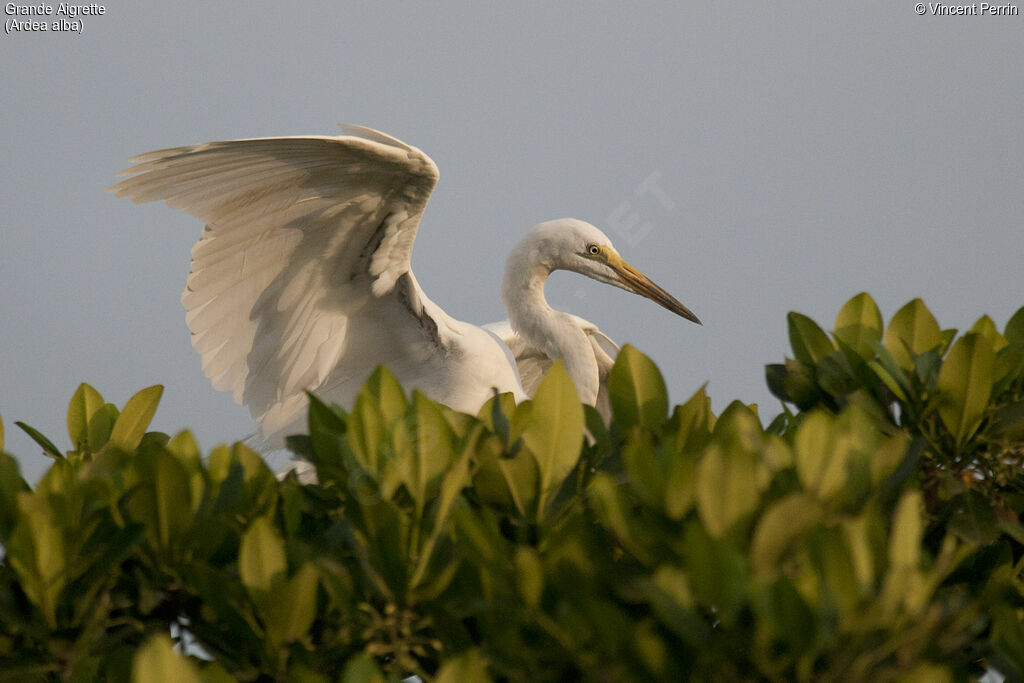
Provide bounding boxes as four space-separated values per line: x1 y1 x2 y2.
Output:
501 237 600 404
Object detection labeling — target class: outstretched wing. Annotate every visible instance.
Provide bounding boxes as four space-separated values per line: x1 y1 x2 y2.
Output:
483 318 620 421
109 126 453 438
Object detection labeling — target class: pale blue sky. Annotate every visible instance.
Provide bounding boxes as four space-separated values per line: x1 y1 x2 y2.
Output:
2 2 1022 482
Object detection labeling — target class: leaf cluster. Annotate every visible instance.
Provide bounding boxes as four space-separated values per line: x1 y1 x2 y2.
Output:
0 296 1021 681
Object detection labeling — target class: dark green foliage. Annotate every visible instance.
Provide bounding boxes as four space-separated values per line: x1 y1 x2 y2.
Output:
0 296 1022 681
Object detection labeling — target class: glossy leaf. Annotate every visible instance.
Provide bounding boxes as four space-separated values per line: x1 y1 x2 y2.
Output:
607 344 669 430
391 389 452 511
340 654 386 683
106 385 164 452
66 382 105 451
665 452 698 520
884 299 942 370
361 365 408 425
936 333 994 444
969 315 1007 351
435 649 492 683
751 493 821 577
6 493 66 626
834 293 883 360
87 403 118 451
1005 305 1024 347
516 361 583 516
668 384 714 452
514 547 544 609
265 563 319 644
239 516 287 597
15 421 63 459
154 450 192 549
794 412 850 501
132 634 202 683
867 339 911 401
891 492 924 567
695 443 760 537
766 358 821 409
683 522 748 624
788 312 835 365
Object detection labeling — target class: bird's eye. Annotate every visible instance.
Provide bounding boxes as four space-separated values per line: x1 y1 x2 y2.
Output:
587 244 601 256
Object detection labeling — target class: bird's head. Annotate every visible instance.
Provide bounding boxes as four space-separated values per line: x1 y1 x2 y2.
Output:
525 218 701 325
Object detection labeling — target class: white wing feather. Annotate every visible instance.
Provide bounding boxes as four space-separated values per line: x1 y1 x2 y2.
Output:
109 127 468 440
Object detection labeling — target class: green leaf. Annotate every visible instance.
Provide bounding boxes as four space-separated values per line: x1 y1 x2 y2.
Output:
87 403 118 451
0 453 29 537
435 649 492 683
787 312 835 365
969 314 1007 351
750 493 822 577
989 400 1024 441
867 339 911 401
991 605 1024 683
878 491 928 617
516 361 584 517
936 332 994 445
340 654 386 683
105 385 164 452
239 516 287 598
683 522 748 624
265 562 319 644
665 454 698 520
588 473 652 564
15 421 63 459
889 490 923 567
754 577 816 651
834 293 883 351
794 409 878 506
624 432 663 507
154 450 192 549
390 392 455 515
167 430 200 462
948 490 999 544
607 344 669 430
884 299 942 371
514 547 544 609
66 382 105 451
132 634 202 683
815 351 856 397
361 365 408 425
897 664 954 683
695 443 760 537
668 384 714 452
496 448 540 517
766 359 822 409
1005 305 1024 347
6 492 66 627
348 393 386 475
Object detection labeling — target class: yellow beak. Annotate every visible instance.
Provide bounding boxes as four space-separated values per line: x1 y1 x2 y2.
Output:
608 254 701 325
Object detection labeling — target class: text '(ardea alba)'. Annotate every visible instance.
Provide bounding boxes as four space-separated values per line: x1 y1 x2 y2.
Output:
109 125 701 445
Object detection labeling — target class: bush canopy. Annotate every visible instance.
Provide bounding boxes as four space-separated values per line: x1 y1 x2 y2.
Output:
1 293 1022 681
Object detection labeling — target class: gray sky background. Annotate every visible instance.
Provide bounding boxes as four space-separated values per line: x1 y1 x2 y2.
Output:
2 2 1021 483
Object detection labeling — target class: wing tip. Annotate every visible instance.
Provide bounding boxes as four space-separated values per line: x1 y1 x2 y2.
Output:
337 124 413 151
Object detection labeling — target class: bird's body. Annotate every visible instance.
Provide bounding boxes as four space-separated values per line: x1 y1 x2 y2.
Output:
110 126 699 444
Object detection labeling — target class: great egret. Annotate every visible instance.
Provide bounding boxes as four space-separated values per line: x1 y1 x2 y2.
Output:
109 125 700 444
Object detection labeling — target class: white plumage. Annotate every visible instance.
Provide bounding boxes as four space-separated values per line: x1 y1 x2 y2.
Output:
110 125 699 444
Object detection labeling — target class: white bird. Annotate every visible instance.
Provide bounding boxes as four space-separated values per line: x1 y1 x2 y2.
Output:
109 125 700 445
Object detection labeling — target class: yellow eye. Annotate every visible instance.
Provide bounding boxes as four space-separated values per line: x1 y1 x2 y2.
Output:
587 244 601 256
